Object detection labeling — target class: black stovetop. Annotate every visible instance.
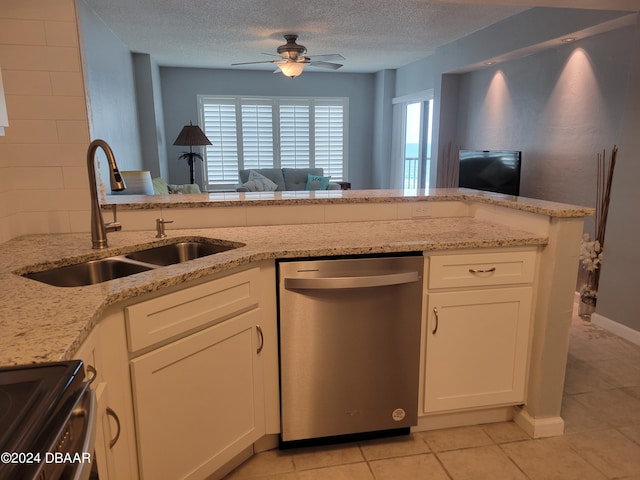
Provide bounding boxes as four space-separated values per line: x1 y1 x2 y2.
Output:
0 361 86 478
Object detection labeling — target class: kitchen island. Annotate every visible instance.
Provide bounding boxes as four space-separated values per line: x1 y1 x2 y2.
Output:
0 189 592 479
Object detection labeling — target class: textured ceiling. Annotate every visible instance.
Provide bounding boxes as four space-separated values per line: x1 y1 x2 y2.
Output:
82 0 639 73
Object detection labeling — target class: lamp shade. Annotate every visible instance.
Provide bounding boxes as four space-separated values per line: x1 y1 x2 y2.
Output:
173 122 211 146
278 62 305 78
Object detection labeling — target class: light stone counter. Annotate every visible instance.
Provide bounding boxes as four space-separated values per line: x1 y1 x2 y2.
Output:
105 188 594 218
1 217 547 366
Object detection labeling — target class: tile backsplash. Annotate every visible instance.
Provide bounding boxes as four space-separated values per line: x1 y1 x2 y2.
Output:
0 0 90 244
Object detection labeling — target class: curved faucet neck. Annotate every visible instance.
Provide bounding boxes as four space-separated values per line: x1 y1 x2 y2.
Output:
87 139 124 249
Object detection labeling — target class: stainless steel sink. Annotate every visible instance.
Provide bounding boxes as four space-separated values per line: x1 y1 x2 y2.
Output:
21 239 245 287
23 258 154 287
125 240 243 266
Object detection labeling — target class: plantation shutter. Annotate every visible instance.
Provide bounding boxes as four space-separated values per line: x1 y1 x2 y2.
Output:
315 101 345 181
201 98 238 185
240 99 274 170
279 100 310 169
199 95 347 190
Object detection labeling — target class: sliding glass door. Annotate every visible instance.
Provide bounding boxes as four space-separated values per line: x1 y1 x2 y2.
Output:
396 97 433 190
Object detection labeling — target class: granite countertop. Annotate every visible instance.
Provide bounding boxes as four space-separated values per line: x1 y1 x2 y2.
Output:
0 217 548 366
105 188 595 218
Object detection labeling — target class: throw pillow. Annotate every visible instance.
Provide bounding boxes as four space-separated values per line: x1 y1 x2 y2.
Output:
168 183 201 194
152 177 169 195
247 170 278 192
306 174 331 190
242 179 260 192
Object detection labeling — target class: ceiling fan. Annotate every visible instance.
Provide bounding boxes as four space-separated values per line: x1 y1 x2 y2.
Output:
232 34 345 78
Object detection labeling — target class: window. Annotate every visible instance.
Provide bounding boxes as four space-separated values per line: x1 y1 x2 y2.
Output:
199 95 348 190
391 92 433 190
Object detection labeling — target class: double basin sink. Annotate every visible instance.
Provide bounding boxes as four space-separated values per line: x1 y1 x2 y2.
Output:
22 238 245 287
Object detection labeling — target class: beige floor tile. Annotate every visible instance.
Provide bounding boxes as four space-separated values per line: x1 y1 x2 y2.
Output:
290 443 364 471
437 445 526 480
572 388 640 427
224 449 296 479
359 433 430 461
296 462 373 480
561 396 611 434
618 424 640 445
419 425 494 452
369 453 450 480
590 358 640 388
623 386 640 400
501 437 606 480
564 428 640 478
563 356 616 394
481 421 531 444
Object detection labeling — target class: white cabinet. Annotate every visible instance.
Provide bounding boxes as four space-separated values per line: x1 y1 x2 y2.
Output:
127 264 277 480
423 249 536 414
75 311 139 480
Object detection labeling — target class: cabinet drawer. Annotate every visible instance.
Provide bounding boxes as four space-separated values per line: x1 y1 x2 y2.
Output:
126 268 260 352
428 250 536 289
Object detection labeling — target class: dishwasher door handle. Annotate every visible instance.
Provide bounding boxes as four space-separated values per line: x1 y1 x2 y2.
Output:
284 271 420 290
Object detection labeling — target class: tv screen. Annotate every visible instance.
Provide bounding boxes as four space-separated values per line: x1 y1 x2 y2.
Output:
458 150 521 196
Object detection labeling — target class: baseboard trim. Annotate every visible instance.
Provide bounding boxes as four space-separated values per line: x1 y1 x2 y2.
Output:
513 406 564 438
591 313 640 347
414 406 513 432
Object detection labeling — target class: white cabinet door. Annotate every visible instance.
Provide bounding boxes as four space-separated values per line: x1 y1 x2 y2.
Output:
75 315 138 480
423 287 532 413
130 308 265 480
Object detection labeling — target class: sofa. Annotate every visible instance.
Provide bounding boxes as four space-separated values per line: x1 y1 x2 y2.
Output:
108 172 201 195
236 168 341 192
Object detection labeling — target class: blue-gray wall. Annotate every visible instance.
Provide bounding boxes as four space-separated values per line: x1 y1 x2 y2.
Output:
394 9 640 335
159 67 376 189
77 0 142 185
133 53 168 179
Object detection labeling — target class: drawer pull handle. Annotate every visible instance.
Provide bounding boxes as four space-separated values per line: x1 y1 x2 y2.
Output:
256 325 264 354
432 307 439 335
106 407 121 449
469 267 496 274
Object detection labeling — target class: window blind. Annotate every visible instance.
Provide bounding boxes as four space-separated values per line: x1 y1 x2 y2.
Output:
199 95 347 190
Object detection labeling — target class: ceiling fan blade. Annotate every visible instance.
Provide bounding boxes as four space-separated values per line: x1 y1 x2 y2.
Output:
306 54 345 61
308 61 343 70
231 60 278 66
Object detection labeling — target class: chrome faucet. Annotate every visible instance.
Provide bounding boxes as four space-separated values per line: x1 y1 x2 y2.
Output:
155 218 173 238
87 139 126 249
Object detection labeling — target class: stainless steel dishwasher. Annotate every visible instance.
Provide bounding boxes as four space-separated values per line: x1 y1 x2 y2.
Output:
278 255 424 443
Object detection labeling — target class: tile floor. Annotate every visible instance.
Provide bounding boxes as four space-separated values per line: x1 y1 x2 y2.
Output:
224 306 640 479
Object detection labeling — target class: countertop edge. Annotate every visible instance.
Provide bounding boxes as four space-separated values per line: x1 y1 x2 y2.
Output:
104 189 595 218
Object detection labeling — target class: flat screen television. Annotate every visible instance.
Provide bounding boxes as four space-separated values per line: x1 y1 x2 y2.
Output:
458 149 522 196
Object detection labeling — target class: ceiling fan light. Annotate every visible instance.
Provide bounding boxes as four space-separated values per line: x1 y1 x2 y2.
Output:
278 62 305 78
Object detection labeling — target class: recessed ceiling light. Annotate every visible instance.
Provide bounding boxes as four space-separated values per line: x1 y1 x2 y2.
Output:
484 61 496 66
561 37 577 43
